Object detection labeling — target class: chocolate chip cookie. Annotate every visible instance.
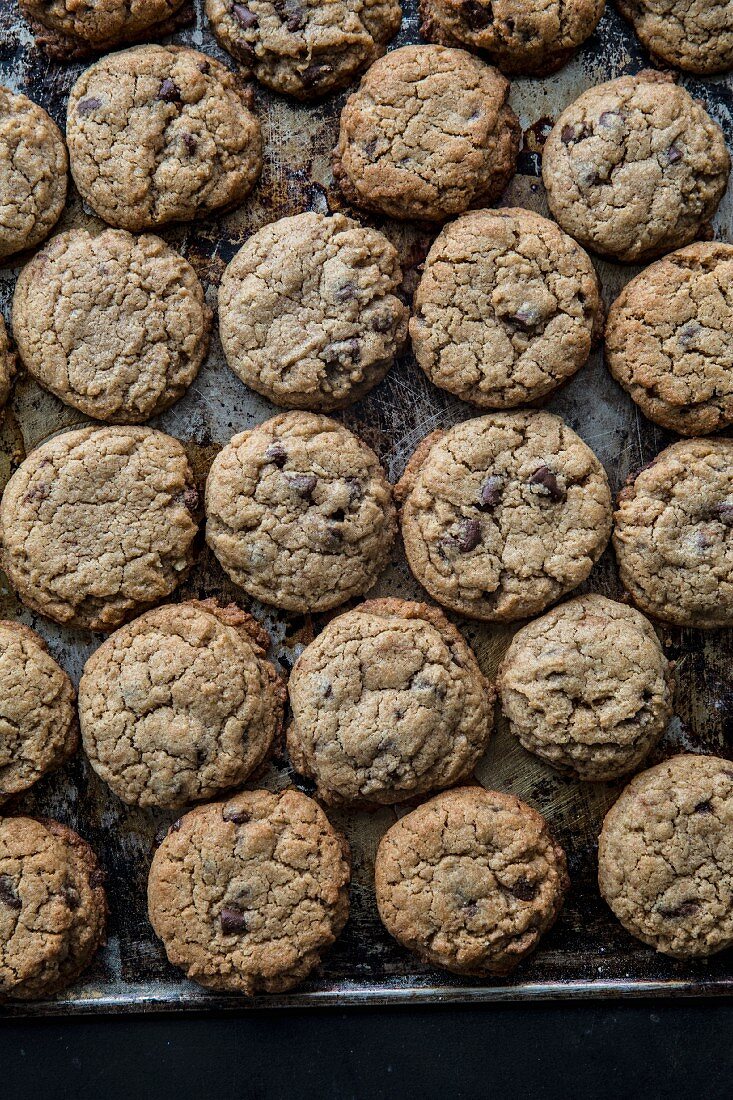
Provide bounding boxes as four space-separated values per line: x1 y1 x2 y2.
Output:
0 816 107 1000
411 207 602 408
0 426 199 632
218 212 409 411
20 0 193 61
0 317 15 410
206 0 401 99
148 789 350 994
0 622 78 803
497 595 673 781
613 438 733 629
66 45 262 231
375 786 569 976
542 71 730 263
79 600 285 809
599 754 733 958
605 242 733 436
396 411 612 622
0 86 68 262
333 44 520 222
617 0 733 75
287 598 494 806
420 0 605 75
205 412 397 612
12 229 212 424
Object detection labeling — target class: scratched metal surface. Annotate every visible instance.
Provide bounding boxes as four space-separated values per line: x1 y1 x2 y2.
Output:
0 0 731 1015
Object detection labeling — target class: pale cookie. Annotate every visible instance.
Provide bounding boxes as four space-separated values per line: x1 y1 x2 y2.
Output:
287 598 494 806
411 208 602 408
333 44 520 222
12 229 212 424
375 786 569 976
605 242 733 436
0 817 107 1000
206 0 401 99
542 70 730 263
497 595 673 782
0 317 15 410
66 45 262 231
20 0 193 61
0 86 68 262
218 212 408 411
0 622 78 803
205 412 397 612
420 0 605 76
79 600 285 809
599 754 733 958
396 411 612 622
0 426 199 632
617 0 733 76
148 789 350 994
613 437 733 629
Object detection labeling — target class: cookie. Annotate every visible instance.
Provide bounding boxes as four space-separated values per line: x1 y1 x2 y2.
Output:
617 0 733 76
497 595 673 782
0 622 78 803
332 44 520 222
411 208 602 408
0 86 68 263
287 598 494 806
599 754 733 958
206 0 401 99
396 411 612 622
12 229 212 424
0 816 107 1000
542 71 730 263
20 0 193 61
419 0 605 76
147 788 350 994
0 426 199 632
0 317 15 410
79 600 285 809
205 412 397 612
605 242 733 436
375 786 569 976
613 438 733 629
218 212 409 411
66 46 262 231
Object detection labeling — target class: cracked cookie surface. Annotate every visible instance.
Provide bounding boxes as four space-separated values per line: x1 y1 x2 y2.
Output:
396 411 612 622
497 595 673 781
332 44 520 222
0 86 68 262
66 45 262 231
0 426 199 632
0 622 78 803
617 0 733 75
19 0 192 60
205 412 397 612
411 207 602 408
542 70 730 262
419 0 605 75
598 754 733 958
12 229 212 424
218 212 408 411
613 437 733 629
147 788 350 994
0 816 106 1000
375 786 569 975
605 242 733 436
79 600 284 809
287 598 494 806
0 317 15 410
206 0 401 98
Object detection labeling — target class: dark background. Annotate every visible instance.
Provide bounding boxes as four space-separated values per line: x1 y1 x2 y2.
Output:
1 1001 731 1100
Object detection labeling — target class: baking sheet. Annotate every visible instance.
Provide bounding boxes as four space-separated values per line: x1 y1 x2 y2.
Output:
0 0 731 1014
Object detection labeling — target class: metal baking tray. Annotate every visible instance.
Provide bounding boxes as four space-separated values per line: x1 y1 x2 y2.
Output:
0 0 731 1015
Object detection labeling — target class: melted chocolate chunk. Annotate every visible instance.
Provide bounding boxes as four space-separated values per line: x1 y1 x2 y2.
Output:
510 878 538 902
285 473 317 498
658 900 699 919
157 78 182 103
665 144 683 165
528 465 566 503
77 96 102 117
300 62 333 88
223 806 251 824
182 133 197 154
716 500 733 527
457 517 481 553
232 2 258 28
693 799 713 815
0 874 21 910
265 441 288 468
479 475 503 510
462 0 492 30
220 906 249 933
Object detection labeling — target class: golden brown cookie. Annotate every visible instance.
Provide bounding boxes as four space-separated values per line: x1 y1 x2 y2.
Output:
19 0 193 60
617 0 733 75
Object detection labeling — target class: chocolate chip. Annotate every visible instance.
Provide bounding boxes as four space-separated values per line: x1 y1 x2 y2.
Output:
510 303 541 329
77 96 102 116
222 806 251 824
182 133 197 154
363 139 379 160
693 799 713 815
323 681 333 699
479 475 503 510
157 78 181 103
510 878 538 902
346 476 363 503
528 465 566 503
677 320 701 346
199 60 211 74
665 144 683 165
232 2 258 27
265 441 288 468
334 281 357 302
300 62 332 88
457 517 481 553
598 110 621 127
0 874 21 910
659 900 699 919
286 9 306 30
286 472 317 498
372 310 394 333
461 0 492 29
462 900 479 918
62 884 81 911
561 123 580 144
220 906 249 934
716 501 733 527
